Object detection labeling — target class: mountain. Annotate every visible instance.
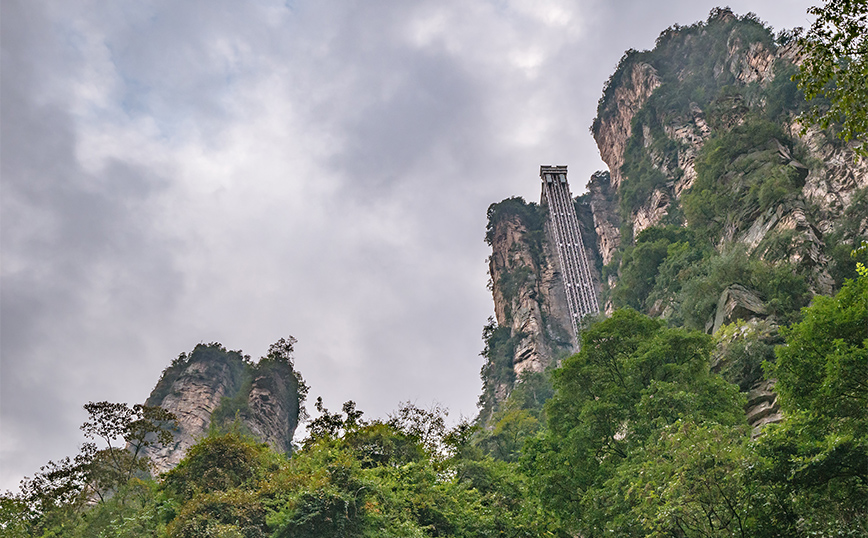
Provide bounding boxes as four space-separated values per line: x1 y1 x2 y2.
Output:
142 341 305 473
480 8 867 428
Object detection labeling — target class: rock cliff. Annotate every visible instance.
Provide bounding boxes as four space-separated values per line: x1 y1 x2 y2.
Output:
481 8 866 430
143 342 304 474
584 9 865 434
593 61 661 193
479 193 600 418
487 207 575 376
588 9 866 272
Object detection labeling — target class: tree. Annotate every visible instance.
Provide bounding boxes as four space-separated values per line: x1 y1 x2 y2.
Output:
756 274 868 535
0 401 177 535
161 433 275 538
303 398 366 448
80 401 177 497
478 409 539 462
260 336 310 422
4 454 92 535
162 432 273 502
386 401 448 457
796 0 868 155
523 309 747 535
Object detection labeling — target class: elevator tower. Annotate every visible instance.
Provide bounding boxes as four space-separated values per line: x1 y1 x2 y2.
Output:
540 165 599 335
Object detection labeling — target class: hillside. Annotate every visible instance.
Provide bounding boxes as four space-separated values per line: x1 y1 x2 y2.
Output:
480 8 867 423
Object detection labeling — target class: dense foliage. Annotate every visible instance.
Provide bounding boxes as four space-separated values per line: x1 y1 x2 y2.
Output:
2 401 568 537
522 310 748 536
521 272 866 536
682 119 808 242
796 0 868 155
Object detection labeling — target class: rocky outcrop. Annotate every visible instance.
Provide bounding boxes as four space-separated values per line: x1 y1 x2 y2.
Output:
487 209 576 378
633 188 671 236
577 10 866 437
710 319 783 436
727 37 775 85
746 379 783 439
708 284 767 334
593 61 661 192
665 104 713 198
143 346 245 473
242 363 301 455
586 171 621 266
143 343 302 474
585 10 866 307
794 122 868 236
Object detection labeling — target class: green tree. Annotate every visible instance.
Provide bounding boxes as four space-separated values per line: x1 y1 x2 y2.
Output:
796 0 868 155
1 401 176 536
605 420 753 538
479 409 539 462
80 401 177 498
162 432 275 502
757 274 868 535
524 310 747 535
303 398 367 448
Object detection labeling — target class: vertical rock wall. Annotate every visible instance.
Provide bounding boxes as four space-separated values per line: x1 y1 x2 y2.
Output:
593 62 661 193
142 344 302 474
487 210 576 377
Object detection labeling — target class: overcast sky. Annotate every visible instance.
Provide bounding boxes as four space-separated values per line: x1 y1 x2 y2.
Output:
1 0 816 491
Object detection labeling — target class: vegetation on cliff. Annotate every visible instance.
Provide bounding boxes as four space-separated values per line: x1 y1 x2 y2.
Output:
590 7 866 333
479 196 573 424
521 280 866 536
145 339 308 462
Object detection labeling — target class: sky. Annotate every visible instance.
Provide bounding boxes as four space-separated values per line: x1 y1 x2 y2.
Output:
1 0 817 491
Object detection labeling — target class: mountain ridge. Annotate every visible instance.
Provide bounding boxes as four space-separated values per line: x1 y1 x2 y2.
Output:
480 7 867 424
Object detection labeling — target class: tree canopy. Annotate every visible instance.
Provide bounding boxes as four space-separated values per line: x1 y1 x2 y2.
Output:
796 0 868 155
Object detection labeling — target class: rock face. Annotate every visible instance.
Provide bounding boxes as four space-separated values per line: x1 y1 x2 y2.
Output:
584 8 866 310
746 379 783 439
575 9 866 437
242 362 301 455
480 197 594 416
587 11 865 261
586 171 621 267
487 208 576 377
143 343 302 474
709 284 768 334
593 61 661 193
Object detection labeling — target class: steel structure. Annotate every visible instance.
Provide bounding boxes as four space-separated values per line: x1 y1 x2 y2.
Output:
540 165 599 335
